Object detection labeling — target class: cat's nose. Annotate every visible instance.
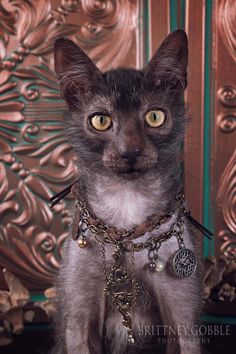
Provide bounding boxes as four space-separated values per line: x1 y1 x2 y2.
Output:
120 148 141 164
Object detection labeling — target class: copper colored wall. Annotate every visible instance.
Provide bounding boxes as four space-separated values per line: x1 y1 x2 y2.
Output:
0 0 140 290
214 0 236 261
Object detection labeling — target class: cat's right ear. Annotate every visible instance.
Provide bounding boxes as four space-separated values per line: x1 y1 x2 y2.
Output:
54 37 103 109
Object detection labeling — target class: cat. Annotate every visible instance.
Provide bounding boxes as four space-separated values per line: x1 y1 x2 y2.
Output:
51 29 202 354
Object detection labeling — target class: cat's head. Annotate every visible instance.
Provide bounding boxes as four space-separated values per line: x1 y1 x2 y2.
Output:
54 30 188 181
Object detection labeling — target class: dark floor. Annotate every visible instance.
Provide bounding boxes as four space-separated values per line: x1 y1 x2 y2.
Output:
0 323 235 354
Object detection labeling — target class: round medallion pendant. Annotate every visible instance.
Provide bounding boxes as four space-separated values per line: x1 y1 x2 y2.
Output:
172 248 197 278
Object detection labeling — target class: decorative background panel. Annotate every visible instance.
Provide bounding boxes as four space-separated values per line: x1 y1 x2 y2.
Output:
214 0 236 261
0 0 140 290
0 0 235 315
184 0 205 224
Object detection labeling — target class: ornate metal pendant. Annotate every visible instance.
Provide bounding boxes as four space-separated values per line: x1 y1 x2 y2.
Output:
104 245 139 344
73 219 89 248
148 242 165 272
172 247 197 278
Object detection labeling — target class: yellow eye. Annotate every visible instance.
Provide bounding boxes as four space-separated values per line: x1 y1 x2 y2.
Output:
145 110 166 128
90 114 112 131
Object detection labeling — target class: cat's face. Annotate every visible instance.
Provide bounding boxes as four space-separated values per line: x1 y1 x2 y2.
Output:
54 30 188 180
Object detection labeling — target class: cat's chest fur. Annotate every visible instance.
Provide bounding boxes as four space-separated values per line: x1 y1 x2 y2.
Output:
83 174 193 273
87 175 167 229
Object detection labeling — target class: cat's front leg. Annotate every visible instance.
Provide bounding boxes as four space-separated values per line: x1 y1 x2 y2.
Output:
66 322 90 354
64 280 106 354
56 238 106 354
153 273 202 354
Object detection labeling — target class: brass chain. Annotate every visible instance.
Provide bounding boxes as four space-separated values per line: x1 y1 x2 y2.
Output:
76 195 187 253
130 246 139 308
75 194 186 244
100 240 108 283
75 193 187 344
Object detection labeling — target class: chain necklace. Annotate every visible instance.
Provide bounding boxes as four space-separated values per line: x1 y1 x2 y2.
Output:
49 180 213 344
71 192 197 344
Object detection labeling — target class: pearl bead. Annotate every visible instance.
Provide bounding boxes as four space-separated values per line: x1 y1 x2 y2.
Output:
155 260 164 272
78 238 88 249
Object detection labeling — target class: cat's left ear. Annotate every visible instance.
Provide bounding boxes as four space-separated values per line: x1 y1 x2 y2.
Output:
144 29 188 90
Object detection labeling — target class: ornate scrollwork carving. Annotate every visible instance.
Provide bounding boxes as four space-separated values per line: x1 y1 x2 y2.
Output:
217 1 236 263
217 151 236 261
219 0 236 63
0 0 138 288
218 86 236 108
217 150 236 235
218 230 236 261
218 113 236 133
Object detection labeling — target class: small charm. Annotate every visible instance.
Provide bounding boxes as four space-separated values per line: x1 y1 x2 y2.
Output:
128 333 135 344
75 220 89 248
78 235 88 248
173 248 197 278
105 245 139 344
148 242 163 272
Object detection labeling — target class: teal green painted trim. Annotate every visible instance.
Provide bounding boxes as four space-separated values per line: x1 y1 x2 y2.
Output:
170 0 185 30
202 315 236 325
143 0 150 63
180 0 186 29
169 0 178 31
203 0 214 257
30 293 47 302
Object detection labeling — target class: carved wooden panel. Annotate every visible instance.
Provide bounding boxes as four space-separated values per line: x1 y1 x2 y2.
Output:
0 0 140 290
214 0 236 261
